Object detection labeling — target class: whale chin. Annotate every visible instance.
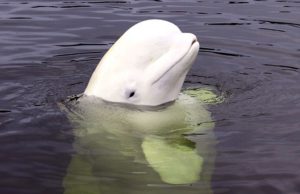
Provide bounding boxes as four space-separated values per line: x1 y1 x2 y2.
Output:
84 19 200 106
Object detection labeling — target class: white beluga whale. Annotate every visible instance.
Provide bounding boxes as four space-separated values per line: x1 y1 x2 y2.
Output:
62 19 222 194
84 19 200 106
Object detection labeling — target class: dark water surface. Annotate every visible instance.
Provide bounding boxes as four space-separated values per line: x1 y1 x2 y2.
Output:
0 0 299 194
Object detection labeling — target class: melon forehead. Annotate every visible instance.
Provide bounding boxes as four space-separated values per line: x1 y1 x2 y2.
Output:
103 21 181 71
125 19 181 37
110 36 172 66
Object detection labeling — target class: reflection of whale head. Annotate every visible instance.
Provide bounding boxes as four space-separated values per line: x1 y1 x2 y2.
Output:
84 19 200 106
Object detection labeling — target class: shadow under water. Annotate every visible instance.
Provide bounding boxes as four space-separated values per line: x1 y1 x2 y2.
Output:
61 89 218 194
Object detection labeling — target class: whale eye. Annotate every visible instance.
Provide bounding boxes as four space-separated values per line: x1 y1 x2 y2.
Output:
128 91 135 98
125 86 137 100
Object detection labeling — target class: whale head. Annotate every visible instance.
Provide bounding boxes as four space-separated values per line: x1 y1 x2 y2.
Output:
84 19 200 106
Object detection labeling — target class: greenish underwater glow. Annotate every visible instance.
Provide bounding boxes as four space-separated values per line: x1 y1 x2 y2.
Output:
183 87 225 104
62 88 222 194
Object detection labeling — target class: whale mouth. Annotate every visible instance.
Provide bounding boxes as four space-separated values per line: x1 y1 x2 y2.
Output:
191 38 198 47
151 37 199 85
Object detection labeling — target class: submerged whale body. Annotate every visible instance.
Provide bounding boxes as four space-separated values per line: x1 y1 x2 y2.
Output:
63 92 216 193
84 19 200 106
62 20 218 194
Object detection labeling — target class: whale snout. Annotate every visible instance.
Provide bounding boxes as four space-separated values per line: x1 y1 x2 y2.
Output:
191 38 198 46
183 33 199 51
189 34 198 45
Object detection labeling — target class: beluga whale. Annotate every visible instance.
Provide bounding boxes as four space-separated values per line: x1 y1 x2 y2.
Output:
84 19 200 106
62 19 222 194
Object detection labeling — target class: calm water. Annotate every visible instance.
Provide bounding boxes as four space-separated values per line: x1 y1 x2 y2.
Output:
0 0 300 194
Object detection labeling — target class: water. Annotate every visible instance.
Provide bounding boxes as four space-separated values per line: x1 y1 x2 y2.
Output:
62 93 216 194
0 0 299 193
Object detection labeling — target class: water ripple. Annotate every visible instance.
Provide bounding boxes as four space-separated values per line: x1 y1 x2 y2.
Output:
0 0 299 194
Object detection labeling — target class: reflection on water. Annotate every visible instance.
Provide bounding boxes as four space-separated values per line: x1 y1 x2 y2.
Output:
62 92 216 194
0 0 299 194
